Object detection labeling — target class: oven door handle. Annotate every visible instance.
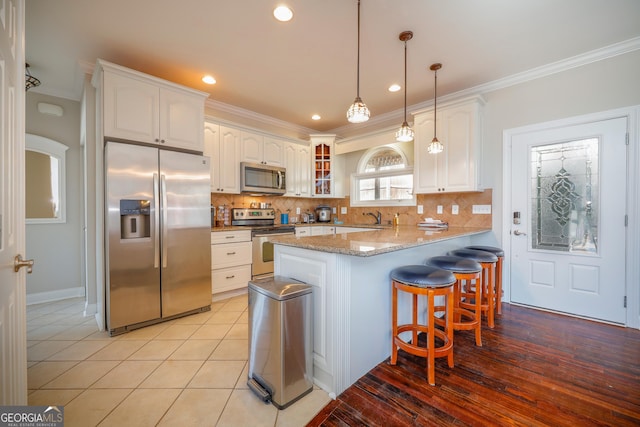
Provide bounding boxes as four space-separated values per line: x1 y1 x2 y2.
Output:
253 232 295 238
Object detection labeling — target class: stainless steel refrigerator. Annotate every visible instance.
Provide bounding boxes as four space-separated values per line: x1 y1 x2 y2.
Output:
105 141 211 335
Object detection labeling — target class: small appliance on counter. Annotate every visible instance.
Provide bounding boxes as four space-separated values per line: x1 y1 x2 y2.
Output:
302 211 316 223
315 205 332 223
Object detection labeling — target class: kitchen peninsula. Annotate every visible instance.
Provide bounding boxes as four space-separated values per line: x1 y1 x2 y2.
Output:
272 225 492 398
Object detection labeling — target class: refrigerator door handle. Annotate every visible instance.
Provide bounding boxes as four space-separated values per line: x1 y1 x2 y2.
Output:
153 173 160 268
161 174 168 268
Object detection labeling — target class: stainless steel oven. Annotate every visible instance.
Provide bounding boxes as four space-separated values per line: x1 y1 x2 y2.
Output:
251 227 295 279
231 208 295 280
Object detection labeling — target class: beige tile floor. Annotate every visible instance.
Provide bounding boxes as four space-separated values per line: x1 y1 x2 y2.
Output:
27 296 330 427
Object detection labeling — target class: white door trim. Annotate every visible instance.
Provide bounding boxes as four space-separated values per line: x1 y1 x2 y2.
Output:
502 106 640 329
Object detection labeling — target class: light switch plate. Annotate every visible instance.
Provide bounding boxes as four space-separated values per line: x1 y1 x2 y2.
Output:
472 204 492 214
452 205 459 215
296 207 301 214
332 207 337 214
341 207 347 214
437 205 443 214
417 205 424 214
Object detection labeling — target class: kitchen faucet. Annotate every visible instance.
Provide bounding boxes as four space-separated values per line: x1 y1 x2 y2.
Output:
363 211 382 225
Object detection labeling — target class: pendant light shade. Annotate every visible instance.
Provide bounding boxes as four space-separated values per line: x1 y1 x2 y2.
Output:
395 31 414 142
427 63 444 154
347 0 370 123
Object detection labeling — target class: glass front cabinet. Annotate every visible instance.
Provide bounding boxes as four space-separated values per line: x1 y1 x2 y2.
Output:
310 134 340 197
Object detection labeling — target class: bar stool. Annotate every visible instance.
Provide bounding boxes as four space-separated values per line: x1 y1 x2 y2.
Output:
425 256 483 346
390 265 456 386
465 245 505 315
448 248 498 328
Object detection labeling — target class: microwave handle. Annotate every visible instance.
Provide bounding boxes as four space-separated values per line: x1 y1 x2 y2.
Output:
277 170 284 189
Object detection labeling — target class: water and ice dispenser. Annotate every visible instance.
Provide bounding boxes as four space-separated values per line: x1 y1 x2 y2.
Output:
120 199 151 239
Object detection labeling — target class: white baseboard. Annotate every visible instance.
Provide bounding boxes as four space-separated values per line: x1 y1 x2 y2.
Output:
94 312 104 331
84 301 97 317
26 286 85 305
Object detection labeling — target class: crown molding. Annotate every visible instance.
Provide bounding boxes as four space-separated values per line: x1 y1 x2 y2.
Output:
413 36 640 116
32 37 640 138
204 98 319 138
331 36 640 135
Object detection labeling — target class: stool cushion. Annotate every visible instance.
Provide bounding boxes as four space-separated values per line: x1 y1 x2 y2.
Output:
390 265 455 288
448 248 498 263
465 245 505 257
426 255 482 274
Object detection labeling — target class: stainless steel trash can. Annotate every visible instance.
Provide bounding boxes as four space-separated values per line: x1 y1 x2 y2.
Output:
247 276 313 409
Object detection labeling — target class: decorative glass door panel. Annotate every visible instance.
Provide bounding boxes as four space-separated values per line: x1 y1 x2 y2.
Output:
530 138 599 255
314 143 331 195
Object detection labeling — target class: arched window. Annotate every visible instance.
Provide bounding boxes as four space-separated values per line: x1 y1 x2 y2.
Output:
25 134 68 223
351 145 415 206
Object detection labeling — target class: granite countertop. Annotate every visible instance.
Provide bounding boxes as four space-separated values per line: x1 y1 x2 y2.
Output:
269 225 491 257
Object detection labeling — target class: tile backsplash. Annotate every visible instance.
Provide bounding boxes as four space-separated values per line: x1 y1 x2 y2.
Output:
211 189 492 228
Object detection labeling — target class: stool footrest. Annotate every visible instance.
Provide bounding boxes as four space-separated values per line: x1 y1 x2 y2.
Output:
394 325 453 359
433 306 479 331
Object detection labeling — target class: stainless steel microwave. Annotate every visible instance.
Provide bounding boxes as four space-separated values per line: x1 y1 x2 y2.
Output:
240 162 286 195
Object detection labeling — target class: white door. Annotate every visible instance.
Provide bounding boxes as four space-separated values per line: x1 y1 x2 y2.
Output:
0 0 28 404
510 116 627 323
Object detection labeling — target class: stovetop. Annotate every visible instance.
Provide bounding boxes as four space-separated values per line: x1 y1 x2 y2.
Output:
230 208 294 233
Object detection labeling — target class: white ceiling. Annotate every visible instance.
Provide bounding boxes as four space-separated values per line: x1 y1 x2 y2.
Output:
25 0 640 134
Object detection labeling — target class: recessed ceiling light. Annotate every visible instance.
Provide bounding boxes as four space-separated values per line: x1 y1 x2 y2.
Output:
312 114 321 121
274 5 293 22
388 84 401 92
202 75 216 85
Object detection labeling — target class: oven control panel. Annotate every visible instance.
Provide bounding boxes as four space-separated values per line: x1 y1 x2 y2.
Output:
232 208 276 221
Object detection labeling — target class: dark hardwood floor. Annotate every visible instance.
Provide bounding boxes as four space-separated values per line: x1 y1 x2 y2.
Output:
307 304 640 426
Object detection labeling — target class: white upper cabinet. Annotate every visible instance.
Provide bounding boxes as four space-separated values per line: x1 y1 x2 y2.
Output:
204 121 241 193
310 134 342 198
240 132 285 166
284 141 311 198
95 59 208 152
413 97 484 194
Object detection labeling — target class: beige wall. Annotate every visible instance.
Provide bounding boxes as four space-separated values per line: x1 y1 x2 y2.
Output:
25 92 83 299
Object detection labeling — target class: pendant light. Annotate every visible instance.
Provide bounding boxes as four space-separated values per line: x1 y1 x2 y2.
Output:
346 0 370 123
427 63 444 154
395 31 414 142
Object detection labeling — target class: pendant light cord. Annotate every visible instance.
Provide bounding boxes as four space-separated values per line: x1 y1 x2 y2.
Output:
433 67 438 138
403 39 407 122
356 0 361 99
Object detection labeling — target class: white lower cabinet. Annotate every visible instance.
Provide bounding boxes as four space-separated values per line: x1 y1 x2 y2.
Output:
335 227 376 234
211 230 252 294
295 226 311 237
312 226 335 236
297 225 375 237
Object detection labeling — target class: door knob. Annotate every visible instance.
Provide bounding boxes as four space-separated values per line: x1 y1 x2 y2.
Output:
14 254 35 273
513 230 527 236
